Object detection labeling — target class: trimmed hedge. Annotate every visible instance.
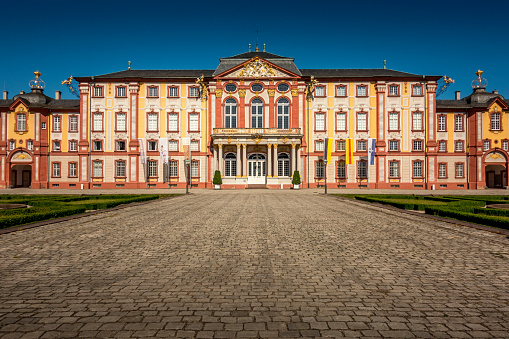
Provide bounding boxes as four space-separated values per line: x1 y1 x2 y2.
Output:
425 206 509 230
473 207 509 217
0 207 87 229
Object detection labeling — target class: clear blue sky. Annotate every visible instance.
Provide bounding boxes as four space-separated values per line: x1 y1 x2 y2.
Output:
1 0 507 100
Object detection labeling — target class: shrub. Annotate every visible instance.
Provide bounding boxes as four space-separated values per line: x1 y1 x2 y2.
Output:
292 171 301 185
425 207 509 230
213 170 222 185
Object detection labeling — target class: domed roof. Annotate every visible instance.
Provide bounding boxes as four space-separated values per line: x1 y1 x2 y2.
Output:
12 88 53 106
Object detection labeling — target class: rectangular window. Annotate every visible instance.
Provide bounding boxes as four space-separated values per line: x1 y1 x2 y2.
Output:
69 140 77 151
168 86 179 97
148 160 157 177
389 140 399 151
189 87 199 97
17 114 26 131
412 112 423 131
316 140 324 152
190 140 199 152
389 112 399 131
337 161 346 178
27 140 33 151
191 160 199 177
455 115 463 131
357 161 367 178
93 140 102 151
41 122 46 130
315 112 325 130
357 86 367 96
53 141 61 152
336 86 346 97
168 140 178 151
53 116 61 132
336 140 346 151
52 163 60 177
389 85 399 96
357 140 367 151
93 161 103 177
148 86 158 97
93 113 102 131
357 112 367 131
116 161 126 177
168 113 178 131
116 86 126 97
336 112 346 131
456 163 464 178
169 160 178 177
9 140 15 150
316 161 324 178
69 116 78 132
93 86 103 97
439 163 447 178
189 113 199 131
148 140 157 151
491 113 501 130
69 163 77 177
413 161 423 178
438 141 447 152
484 140 490 151
116 140 126 151
389 161 399 178
455 141 463 152
147 113 158 131
412 85 422 96
315 86 325 97
116 113 126 131
413 140 423 151
438 115 446 131
503 140 508 151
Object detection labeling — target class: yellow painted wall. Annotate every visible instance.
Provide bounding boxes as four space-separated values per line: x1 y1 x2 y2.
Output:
9 104 36 145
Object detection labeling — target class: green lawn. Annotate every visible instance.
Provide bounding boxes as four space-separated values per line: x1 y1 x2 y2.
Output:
0 194 178 229
335 194 509 230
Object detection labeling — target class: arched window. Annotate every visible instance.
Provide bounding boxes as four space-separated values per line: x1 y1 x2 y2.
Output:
251 98 263 128
225 98 237 128
277 153 290 177
224 153 237 177
277 98 289 129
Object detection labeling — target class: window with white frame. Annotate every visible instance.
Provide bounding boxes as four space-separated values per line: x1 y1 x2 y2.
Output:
190 140 199 151
389 140 399 151
484 140 490 151
413 112 423 130
337 161 346 178
455 141 463 152
357 161 367 178
277 98 290 129
357 86 367 96
92 161 102 177
225 98 237 128
277 153 290 177
336 112 346 131
336 140 346 151
41 122 46 130
148 86 158 97
116 86 126 97
315 86 325 97
316 140 324 152
116 140 126 151
413 161 423 177
389 85 399 96
69 163 77 177
69 140 77 151
456 163 464 177
224 153 236 177
412 85 422 96
52 163 60 177
53 116 61 132
148 160 157 177
148 113 158 131
116 113 126 131
191 160 199 177
69 116 78 132
169 160 178 177
168 86 179 97
315 112 325 130
438 141 447 152
148 140 157 151
336 86 346 97
17 114 26 131
389 112 399 130
251 98 263 128
27 140 33 151
491 113 501 130
389 161 399 177
93 86 103 97
116 161 126 177
9 140 15 150
316 161 324 178
413 140 423 151
439 163 447 178
189 87 199 97
168 140 178 151
168 113 178 131
357 140 367 151
53 140 61 151
93 140 102 151
438 115 446 131
93 113 102 131
357 112 367 130
503 140 509 151
189 113 199 131
455 115 463 131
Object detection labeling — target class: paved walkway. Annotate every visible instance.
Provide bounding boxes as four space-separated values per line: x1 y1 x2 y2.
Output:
0 190 508 338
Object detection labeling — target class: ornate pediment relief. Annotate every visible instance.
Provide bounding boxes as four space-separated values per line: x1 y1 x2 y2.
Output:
225 58 290 78
11 151 32 162
486 151 506 163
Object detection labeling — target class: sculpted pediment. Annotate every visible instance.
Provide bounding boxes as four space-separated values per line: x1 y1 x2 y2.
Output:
222 58 294 79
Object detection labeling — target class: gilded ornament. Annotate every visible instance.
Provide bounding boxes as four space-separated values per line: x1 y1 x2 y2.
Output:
282 136 288 144
291 143 297 148
273 143 278 149
227 136 232 144
238 58 277 78
252 134 262 144
236 143 241 149
195 75 209 99
238 89 246 98
242 144 247 149
13 153 29 160
267 143 272 148
291 89 299 97
218 144 223 149
489 153 501 159
268 89 275 97
215 89 223 98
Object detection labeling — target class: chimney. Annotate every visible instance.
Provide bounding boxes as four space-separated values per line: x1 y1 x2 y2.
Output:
2 91 7 100
20 91 25 95
493 89 499 94
55 91 61 100
455 91 461 100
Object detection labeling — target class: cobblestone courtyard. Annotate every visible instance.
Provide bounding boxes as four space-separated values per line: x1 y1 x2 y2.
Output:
1 190 508 338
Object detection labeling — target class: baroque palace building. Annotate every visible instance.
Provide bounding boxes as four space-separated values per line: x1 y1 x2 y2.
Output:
0 48 508 189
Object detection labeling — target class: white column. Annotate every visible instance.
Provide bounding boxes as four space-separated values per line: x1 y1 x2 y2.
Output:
218 144 223 175
242 144 247 176
212 146 217 173
273 144 278 177
267 144 272 177
291 143 296 174
236 144 241 177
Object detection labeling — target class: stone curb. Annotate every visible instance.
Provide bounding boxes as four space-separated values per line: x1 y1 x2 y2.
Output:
328 194 509 237
0 194 184 235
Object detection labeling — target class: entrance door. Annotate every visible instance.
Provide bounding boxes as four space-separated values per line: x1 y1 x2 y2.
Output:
11 170 17 188
22 170 31 188
248 153 266 184
486 171 495 188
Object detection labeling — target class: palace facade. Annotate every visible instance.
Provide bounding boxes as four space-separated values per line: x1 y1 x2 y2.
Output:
0 49 508 189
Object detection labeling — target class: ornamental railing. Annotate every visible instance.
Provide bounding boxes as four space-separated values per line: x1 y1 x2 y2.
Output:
213 128 301 135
